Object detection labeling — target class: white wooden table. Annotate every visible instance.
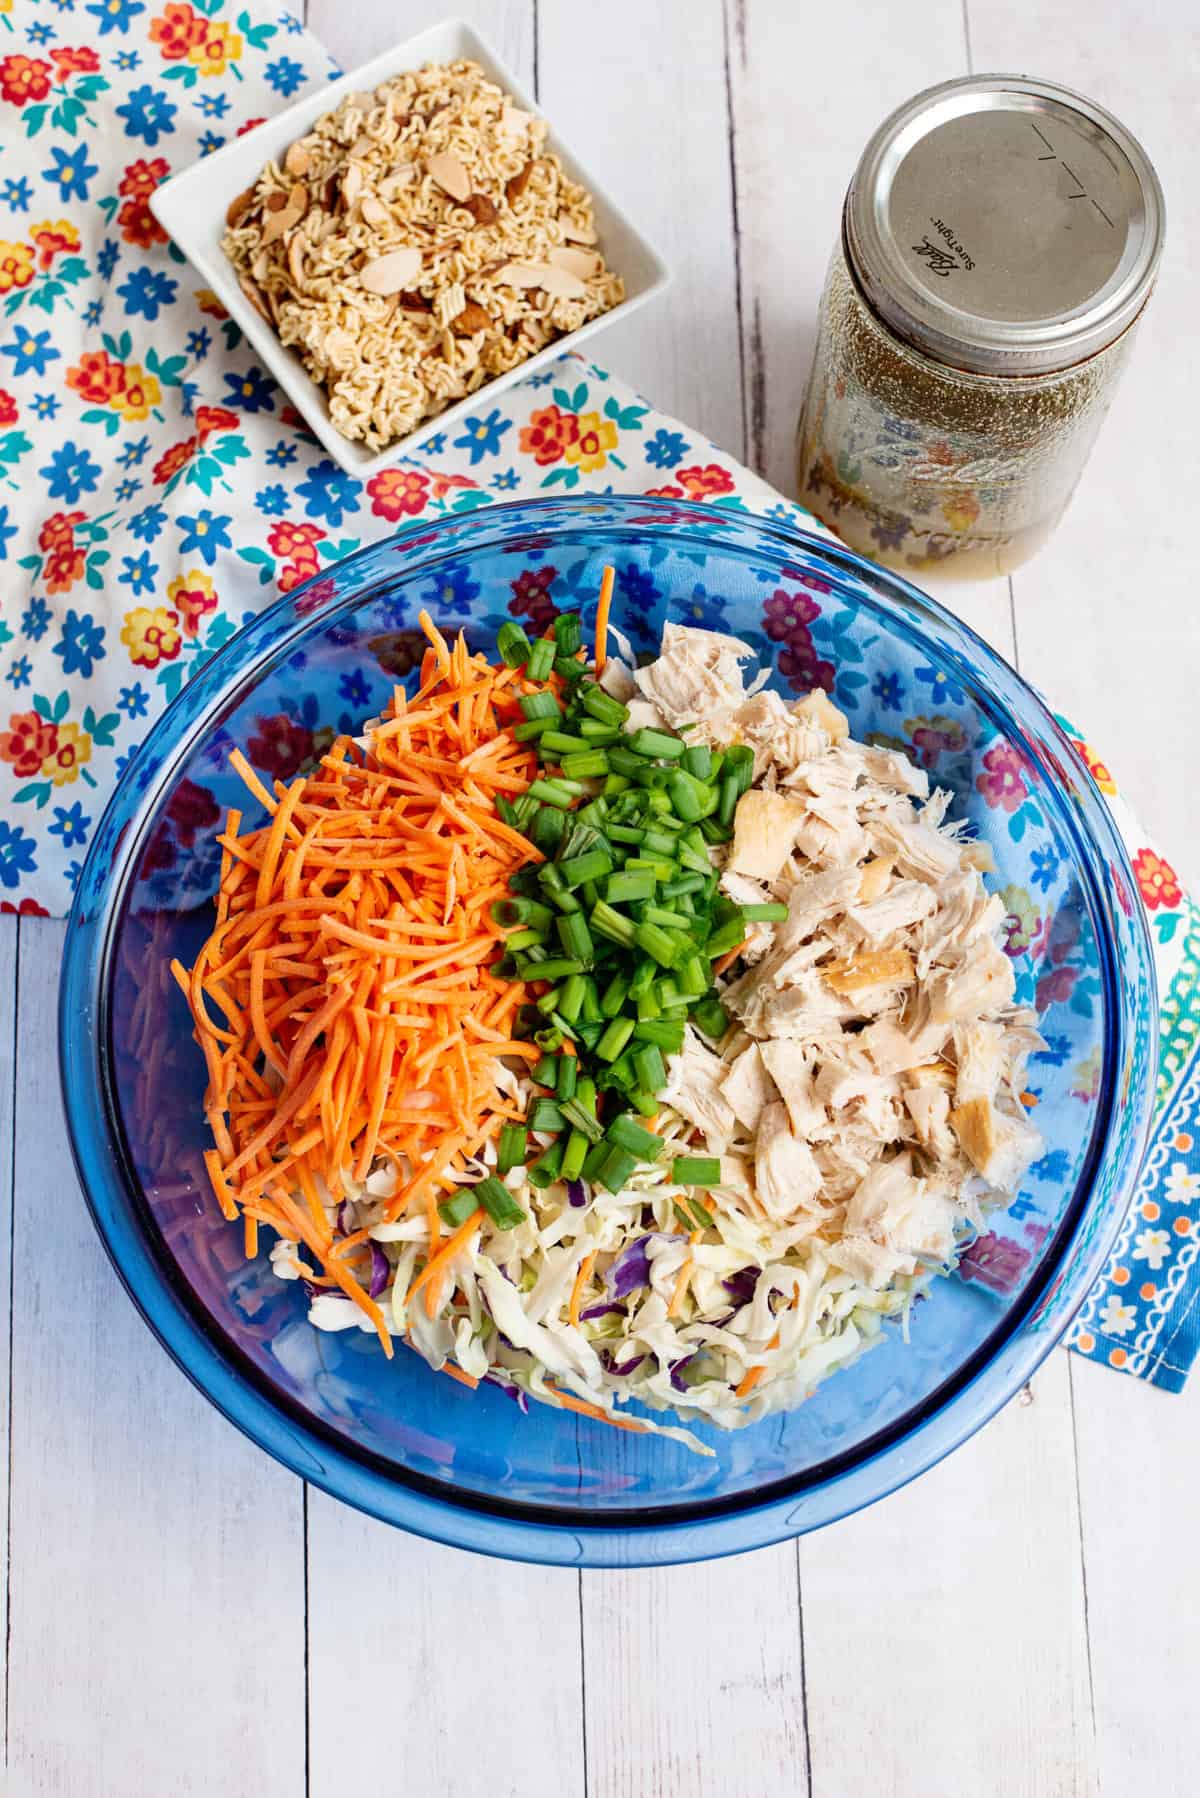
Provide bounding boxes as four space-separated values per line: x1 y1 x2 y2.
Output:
3 3 1198 1793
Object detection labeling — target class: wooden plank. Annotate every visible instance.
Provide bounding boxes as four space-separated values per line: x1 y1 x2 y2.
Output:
801 1351 1096 1798
1070 1355 1200 1797
969 0 1200 879
5 924 306 1797
307 1489 586 1798
0 916 15 1759
307 0 535 88
538 0 745 459
581 1546 808 1798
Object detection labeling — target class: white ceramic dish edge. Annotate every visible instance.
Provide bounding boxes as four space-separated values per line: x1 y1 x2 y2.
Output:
150 16 671 478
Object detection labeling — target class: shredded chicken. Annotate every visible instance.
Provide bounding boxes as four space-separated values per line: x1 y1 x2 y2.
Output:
634 625 1047 1291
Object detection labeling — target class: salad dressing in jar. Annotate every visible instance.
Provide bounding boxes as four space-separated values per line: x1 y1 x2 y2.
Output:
797 75 1165 577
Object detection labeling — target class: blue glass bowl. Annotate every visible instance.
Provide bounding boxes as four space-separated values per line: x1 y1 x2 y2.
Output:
60 497 1155 1566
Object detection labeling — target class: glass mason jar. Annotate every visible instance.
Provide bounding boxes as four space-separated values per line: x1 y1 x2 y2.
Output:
797 76 1165 578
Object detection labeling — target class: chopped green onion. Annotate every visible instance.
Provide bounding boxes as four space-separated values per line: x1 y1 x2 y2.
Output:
577 721 622 744
633 1018 685 1053
628 957 657 1000
526 637 556 681
532 1054 559 1087
682 744 713 779
560 848 613 889
598 1145 638 1193
641 904 692 932
630 727 685 760
474 1175 527 1228
634 920 682 968
512 716 556 742
527 777 577 810
605 1113 663 1160
491 895 554 930
560 1128 590 1183
591 900 637 948
559 749 608 779
740 902 789 921
526 956 583 981
606 870 656 904
556 910 595 966
504 926 545 954
496 621 532 667
529 1097 565 1133
633 1043 666 1092
439 1188 481 1227
667 769 718 822
560 1097 604 1143
580 683 630 727
676 955 711 999
531 807 566 854
553 610 583 655
527 1142 565 1188
556 973 587 1024
600 970 630 1018
496 1125 528 1175
520 690 562 721
690 996 729 1040
672 1155 722 1186
705 917 747 959
580 1138 611 1183
607 746 644 777
542 730 591 756
596 1015 636 1062
556 1053 578 1101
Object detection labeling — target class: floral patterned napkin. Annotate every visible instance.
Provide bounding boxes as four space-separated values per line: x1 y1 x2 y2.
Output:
0 0 1197 1390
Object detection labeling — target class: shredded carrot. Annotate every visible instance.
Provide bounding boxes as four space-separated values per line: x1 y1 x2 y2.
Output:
714 938 749 978
405 1207 485 1311
175 617 540 1345
593 563 615 676
667 1233 699 1319
568 1250 597 1329
545 1385 648 1434
438 1360 480 1391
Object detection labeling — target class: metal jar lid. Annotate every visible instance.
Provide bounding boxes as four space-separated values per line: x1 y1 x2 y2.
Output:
845 74 1165 376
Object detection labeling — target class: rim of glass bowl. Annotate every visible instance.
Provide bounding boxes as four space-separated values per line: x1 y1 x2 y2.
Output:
59 496 1156 1568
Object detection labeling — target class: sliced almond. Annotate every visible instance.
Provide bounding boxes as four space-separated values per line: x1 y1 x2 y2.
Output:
561 217 597 245
452 300 495 335
359 246 424 295
548 245 601 279
321 174 339 212
262 181 308 244
343 90 376 115
379 164 416 197
264 190 289 213
396 289 432 313
238 274 272 323
350 134 375 159
360 195 390 228
494 260 589 299
426 151 471 203
287 235 306 287
499 102 534 136
251 249 270 283
824 948 915 994
341 162 363 207
505 161 535 205
463 192 498 225
225 186 257 228
284 141 310 177
260 208 292 245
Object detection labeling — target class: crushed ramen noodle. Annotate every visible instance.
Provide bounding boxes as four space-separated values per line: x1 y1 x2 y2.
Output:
221 58 625 450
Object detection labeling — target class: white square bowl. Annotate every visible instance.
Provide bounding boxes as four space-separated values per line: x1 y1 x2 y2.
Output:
151 16 670 478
